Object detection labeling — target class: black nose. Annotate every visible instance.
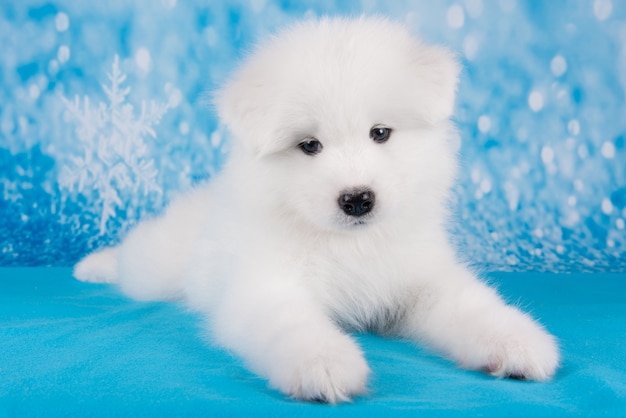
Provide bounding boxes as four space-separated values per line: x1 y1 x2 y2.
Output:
338 188 376 217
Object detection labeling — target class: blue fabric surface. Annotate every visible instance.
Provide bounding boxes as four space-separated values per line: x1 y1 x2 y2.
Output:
1 268 625 416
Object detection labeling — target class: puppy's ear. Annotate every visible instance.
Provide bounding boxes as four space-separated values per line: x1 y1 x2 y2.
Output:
214 67 282 157
412 44 461 124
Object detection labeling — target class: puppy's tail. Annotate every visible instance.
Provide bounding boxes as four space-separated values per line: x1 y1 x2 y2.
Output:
73 247 119 284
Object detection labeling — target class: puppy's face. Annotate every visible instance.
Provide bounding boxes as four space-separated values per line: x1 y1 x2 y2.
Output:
217 18 460 232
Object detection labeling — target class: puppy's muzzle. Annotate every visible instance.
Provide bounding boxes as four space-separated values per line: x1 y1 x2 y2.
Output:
338 188 375 217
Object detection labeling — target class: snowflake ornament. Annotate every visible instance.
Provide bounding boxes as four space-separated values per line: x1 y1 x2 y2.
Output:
60 55 169 235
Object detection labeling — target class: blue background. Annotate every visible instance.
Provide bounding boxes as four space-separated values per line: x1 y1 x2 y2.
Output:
1 0 625 272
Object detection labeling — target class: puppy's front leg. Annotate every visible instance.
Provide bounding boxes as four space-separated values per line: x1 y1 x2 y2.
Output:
399 266 559 380
211 279 369 403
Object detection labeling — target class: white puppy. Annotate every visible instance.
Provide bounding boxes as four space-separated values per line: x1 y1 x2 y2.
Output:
75 17 559 403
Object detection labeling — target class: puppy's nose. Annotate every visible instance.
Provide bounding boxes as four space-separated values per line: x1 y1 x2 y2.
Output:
338 188 376 217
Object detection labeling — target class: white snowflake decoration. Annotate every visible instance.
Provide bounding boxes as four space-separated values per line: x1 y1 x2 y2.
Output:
60 55 169 234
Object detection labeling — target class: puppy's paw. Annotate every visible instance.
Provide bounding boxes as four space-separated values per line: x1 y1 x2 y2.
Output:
480 312 560 381
73 248 118 284
273 335 370 404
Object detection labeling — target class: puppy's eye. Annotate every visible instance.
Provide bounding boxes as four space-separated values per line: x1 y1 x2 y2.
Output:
298 138 323 155
370 126 392 143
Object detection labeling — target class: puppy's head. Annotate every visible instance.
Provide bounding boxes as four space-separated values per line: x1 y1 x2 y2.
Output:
216 17 460 232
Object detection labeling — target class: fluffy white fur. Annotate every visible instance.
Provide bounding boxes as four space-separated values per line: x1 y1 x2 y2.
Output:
74 17 559 403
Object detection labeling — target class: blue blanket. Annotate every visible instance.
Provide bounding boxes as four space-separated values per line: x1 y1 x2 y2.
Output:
1 268 625 416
